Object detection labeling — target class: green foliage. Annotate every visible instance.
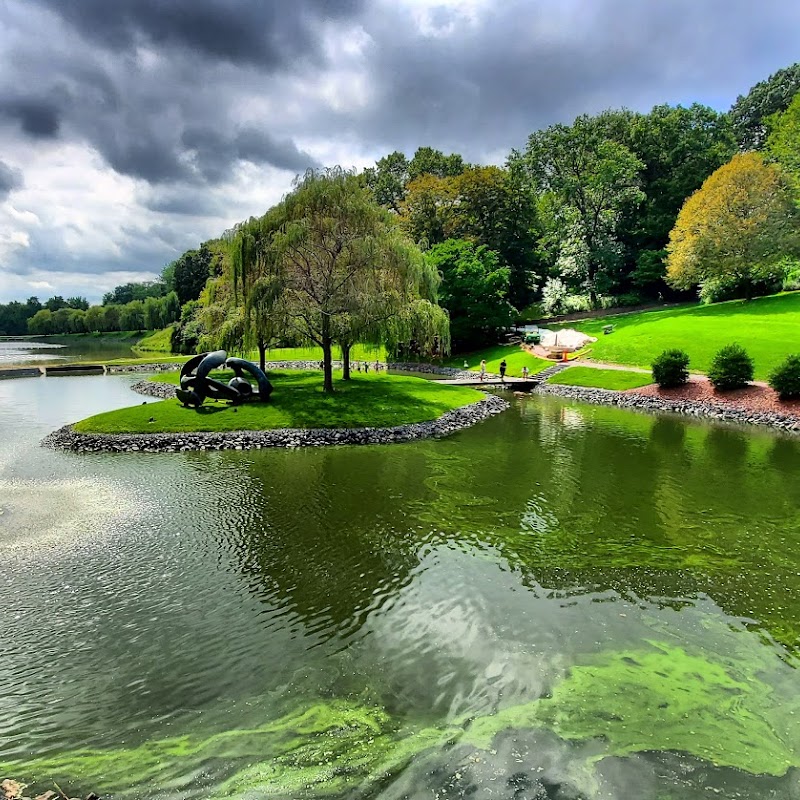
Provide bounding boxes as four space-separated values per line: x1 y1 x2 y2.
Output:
782 258 800 291
624 104 736 258
102 281 166 306
65 296 89 310
0 296 41 335
707 343 754 390
651 349 690 388
730 62 800 151
667 153 800 299
768 354 800 399
547 366 652 390
170 244 214 305
118 300 145 332
407 145 465 181
765 92 800 191
521 113 645 303
228 167 447 392
426 238 514 349
363 150 409 211
541 277 569 315
73 372 483 434
631 248 666 291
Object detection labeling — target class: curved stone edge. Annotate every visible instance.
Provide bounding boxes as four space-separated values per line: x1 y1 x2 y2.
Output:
42 394 510 453
111 360 489 380
131 380 176 399
536 383 800 434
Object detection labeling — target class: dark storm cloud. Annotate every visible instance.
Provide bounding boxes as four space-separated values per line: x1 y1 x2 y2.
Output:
0 97 60 137
0 160 22 199
2 0 800 300
0 0 357 186
182 127 319 183
30 0 364 68
340 0 800 159
8 0 799 188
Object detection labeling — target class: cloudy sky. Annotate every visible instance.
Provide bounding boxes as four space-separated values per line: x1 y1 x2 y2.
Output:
0 0 798 303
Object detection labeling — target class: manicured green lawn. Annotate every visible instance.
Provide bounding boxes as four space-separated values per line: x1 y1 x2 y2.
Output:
561 292 800 380
547 366 652 391
133 326 175 352
445 344 551 377
75 372 484 434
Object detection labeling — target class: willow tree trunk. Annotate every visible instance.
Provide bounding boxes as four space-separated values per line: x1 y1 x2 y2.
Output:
321 316 334 393
341 342 352 380
258 340 266 372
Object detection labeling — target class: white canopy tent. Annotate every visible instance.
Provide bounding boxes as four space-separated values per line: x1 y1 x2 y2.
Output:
539 328 597 352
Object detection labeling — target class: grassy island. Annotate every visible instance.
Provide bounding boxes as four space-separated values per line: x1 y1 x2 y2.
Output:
73 371 485 434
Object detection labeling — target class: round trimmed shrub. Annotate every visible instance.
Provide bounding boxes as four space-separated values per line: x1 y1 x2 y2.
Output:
707 344 754 391
768 354 800 399
651 349 690 388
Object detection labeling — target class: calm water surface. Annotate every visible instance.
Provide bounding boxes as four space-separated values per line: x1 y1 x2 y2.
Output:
0 338 140 367
1 375 800 799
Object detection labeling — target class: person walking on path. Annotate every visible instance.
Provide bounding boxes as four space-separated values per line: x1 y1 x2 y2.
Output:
499 359 507 382
479 360 487 382
521 365 529 379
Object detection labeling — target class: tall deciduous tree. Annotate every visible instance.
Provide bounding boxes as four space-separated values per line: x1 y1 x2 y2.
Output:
363 151 409 213
172 244 213 305
666 153 800 299
521 114 644 304
730 63 800 151
766 93 800 191
426 239 514 350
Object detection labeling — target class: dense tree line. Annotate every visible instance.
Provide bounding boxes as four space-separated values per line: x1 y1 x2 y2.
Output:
0 242 219 336
6 62 800 352
356 63 800 343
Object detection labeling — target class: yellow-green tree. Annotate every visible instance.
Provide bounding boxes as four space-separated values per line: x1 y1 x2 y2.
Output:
666 153 800 299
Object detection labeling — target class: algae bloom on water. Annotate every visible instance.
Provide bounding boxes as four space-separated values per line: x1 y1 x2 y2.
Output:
6 645 799 798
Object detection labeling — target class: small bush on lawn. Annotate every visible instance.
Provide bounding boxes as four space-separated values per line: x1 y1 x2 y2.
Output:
708 344 754 391
768 354 800 399
652 349 690 388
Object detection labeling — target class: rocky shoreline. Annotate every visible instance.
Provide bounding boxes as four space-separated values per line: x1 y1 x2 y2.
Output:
536 383 800 433
131 379 177 399
43 394 510 453
115 359 486 379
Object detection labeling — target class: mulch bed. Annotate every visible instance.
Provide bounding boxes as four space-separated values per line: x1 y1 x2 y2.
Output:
628 376 800 419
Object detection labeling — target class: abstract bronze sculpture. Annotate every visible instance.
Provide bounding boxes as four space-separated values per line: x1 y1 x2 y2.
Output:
175 350 273 408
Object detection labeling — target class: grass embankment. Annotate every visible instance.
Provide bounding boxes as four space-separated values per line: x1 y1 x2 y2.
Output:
30 330 155 344
74 371 484 434
133 326 174 352
562 291 800 380
547 366 652 391
445 344 551 376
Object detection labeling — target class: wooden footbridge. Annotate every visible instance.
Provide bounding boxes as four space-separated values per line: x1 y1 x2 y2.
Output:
438 362 570 390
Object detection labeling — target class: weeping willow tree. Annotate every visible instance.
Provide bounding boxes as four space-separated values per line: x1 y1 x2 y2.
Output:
242 167 449 392
229 211 286 370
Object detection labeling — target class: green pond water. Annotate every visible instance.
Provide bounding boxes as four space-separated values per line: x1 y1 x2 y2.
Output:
2 374 800 799
0 337 141 367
